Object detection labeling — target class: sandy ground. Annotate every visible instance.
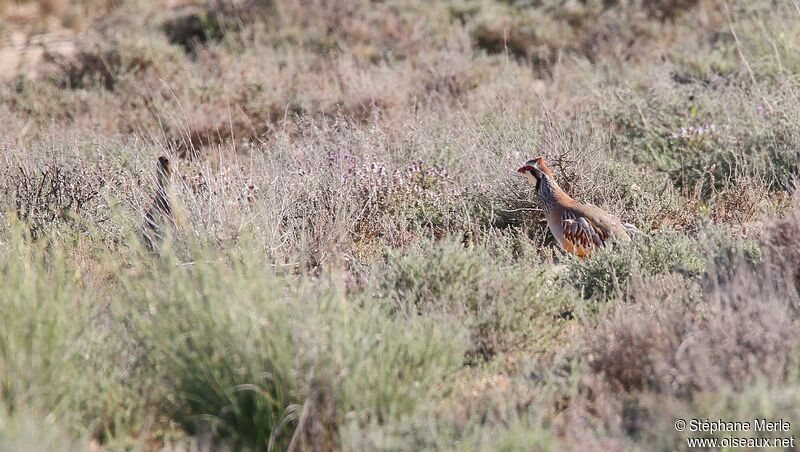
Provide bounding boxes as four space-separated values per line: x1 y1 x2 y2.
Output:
0 2 80 81
0 29 78 80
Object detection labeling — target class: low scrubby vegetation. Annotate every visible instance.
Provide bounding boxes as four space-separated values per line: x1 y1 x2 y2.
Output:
1 0 799 450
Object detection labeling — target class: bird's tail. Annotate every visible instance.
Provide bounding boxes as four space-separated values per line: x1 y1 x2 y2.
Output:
622 222 640 235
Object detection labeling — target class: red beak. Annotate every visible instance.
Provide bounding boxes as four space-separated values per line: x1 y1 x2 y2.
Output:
518 165 534 173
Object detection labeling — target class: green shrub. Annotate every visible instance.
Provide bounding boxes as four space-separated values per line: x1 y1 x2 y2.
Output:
634 380 800 450
307 289 465 434
0 406 82 451
566 231 706 299
122 240 466 449
0 222 136 443
378 238 576 361
123 246 302 449
0 225 89 410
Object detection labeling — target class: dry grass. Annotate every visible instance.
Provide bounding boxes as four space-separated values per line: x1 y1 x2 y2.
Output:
1 0 799 450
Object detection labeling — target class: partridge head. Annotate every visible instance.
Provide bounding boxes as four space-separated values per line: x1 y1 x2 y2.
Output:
157 156 173 183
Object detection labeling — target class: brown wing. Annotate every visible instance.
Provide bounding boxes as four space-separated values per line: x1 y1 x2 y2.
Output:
560 206 621 257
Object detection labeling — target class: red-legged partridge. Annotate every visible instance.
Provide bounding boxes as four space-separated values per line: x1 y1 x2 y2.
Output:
143 156 174 250
518 157 637 258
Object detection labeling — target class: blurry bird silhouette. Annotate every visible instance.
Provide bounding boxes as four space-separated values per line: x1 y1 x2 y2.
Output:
142 156 174 251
